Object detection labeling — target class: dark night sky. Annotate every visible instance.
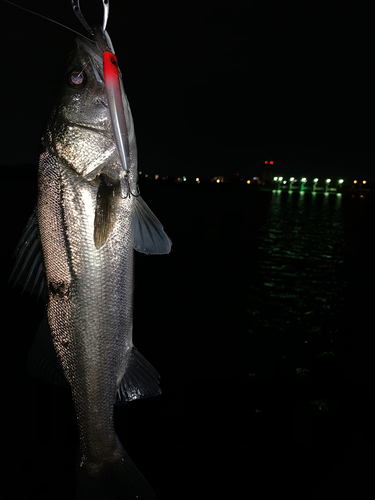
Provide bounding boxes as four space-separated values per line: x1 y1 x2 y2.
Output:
1 0 374 181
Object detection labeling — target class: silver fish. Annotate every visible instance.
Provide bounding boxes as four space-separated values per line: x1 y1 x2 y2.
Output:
12 15 171 500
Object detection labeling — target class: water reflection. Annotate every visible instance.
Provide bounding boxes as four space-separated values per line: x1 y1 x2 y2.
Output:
247 191 346 378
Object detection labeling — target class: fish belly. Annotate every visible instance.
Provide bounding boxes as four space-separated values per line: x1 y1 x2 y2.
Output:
38 152 134 461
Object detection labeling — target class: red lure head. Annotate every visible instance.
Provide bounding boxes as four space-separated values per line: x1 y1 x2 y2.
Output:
101 49 129 173
103 51 119 83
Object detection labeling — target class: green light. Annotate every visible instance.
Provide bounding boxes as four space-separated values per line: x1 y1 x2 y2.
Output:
314 178 319 183
183 176 187 182
278 177 283 181
290 177 295 182
326 178 331 184
301 178 307 183
338 179 344 184
273 176 278 181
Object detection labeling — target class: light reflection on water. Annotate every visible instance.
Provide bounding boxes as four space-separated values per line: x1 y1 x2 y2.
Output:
246 191 347 378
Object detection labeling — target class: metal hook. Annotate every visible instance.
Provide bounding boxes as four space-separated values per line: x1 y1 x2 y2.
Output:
121 175 141 199
70 0 93 35
71 0 110 35
102 0 109 32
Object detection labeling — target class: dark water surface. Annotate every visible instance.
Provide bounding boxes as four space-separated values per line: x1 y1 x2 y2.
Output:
2 176 374 499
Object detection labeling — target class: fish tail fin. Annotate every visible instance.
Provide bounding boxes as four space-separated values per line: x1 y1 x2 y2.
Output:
76 440 158 499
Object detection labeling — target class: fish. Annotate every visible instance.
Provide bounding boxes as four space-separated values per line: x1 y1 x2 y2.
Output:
11 8 171 500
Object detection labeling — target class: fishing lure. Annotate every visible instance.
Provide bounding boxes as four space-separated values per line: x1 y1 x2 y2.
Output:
71 0 131 179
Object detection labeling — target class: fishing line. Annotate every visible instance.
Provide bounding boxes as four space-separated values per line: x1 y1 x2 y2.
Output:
3 0 95 45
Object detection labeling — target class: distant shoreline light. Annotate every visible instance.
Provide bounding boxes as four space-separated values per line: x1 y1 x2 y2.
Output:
137 172 370 188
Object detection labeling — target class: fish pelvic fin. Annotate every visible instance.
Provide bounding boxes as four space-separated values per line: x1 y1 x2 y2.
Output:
94 174 122 249
115 347 161 404
133 196 172 254
76 438 158 499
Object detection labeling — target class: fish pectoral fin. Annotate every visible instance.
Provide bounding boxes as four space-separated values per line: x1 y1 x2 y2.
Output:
27 315 70 389
115 347 161 404
133 196 172 254
10 208 46 299
94 174 122 249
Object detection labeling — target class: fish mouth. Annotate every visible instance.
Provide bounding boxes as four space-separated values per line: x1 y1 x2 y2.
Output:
70 122 112 138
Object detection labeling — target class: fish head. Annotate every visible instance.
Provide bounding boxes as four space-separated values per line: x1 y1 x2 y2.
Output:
42 28 136 184
60 37 110 130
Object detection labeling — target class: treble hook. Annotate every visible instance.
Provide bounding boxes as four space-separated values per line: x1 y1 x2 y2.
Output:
119 173 140 199
71 0 109 35
102 0 109 32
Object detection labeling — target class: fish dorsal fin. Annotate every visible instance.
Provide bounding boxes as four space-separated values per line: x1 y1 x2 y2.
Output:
94 174 122 249
133 196 172 254
10 209 46 298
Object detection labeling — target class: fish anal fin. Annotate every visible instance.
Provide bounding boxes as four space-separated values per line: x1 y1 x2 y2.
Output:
94 174 122 249
115 347 161 404
133 196 172 254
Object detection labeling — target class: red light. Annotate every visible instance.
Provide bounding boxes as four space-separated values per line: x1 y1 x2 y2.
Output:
270 160 274 165
265 160 268 164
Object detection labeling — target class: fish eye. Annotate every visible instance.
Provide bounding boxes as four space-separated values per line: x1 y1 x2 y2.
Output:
68 70 87 87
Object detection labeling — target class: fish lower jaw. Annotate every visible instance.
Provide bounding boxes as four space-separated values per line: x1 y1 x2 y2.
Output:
68 120 112 136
